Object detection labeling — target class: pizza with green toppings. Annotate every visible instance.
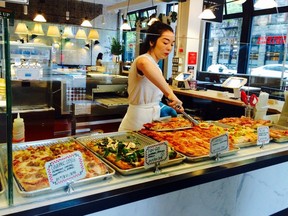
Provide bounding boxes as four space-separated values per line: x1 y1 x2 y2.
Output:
86 136 178 170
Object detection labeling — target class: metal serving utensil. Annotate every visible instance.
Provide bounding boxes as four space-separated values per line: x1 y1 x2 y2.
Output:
165 97 199 125
175 104 199 125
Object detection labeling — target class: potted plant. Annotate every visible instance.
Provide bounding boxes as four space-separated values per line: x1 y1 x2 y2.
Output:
111 37 123 56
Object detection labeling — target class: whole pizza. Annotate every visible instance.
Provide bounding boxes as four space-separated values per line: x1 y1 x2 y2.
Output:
13 140 109 192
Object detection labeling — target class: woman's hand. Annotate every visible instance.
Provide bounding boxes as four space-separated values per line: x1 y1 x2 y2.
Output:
166 94 184 113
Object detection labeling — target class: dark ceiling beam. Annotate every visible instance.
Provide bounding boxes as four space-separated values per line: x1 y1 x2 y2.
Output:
5 0 103 25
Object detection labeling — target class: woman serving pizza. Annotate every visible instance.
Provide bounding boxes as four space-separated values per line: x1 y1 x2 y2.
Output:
118 21 183 132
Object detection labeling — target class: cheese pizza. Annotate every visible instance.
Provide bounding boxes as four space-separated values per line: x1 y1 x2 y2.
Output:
143 117 193 131
13 141 108 192
140 123 235 157
218 116 271 128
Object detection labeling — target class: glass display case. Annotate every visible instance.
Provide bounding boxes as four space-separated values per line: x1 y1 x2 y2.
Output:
0 7 14 208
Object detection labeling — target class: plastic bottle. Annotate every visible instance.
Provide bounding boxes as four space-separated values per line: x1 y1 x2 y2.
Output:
12 113 25 143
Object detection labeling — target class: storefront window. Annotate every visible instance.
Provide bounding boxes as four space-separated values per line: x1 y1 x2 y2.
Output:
205 18 243 73
248 13 288 79
225 1 243 14
254 0 288 10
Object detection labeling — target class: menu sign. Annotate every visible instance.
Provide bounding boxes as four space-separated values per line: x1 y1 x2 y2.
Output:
257 126 270 146
210 133 229 157
45 151 86 190
144 142 169 168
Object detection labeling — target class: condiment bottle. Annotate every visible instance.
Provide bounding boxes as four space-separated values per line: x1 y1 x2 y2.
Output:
12 113 25 143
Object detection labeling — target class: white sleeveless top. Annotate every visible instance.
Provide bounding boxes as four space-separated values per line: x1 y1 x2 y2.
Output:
128 54 163 105
118 54 163 131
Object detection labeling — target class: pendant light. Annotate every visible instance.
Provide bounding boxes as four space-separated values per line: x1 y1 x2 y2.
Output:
233 0 246 4
199 9 216 20
121 0 131 30
62 26 74 38
254 0 278 9
33 12 47 22
23 4 28 15
33 0 46 22
81 18 93 28
75 28 87 40
47 26 61 37
66 0 70 21
80 0 92 27
147 0 158 26
88 29 99 40
31 23 45 35
15 23 29 35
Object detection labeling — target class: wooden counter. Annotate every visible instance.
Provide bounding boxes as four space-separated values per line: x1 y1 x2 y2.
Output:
171 86 284 114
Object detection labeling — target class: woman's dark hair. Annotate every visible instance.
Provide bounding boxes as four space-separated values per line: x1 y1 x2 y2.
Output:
97 52 103 60
140 21 174 55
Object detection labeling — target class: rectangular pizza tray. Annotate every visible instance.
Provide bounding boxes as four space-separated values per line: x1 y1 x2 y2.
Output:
76 131 186 175
184 146 240 163
270 124 288 143
12 137 115 197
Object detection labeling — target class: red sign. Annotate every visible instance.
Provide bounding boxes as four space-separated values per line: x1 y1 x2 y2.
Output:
188 52 197 65
257 36 286 45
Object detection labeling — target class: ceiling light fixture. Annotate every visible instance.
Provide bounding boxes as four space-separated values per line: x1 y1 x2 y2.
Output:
81 18 93 27
75 28 87 40
33 12 46 22
80 0 92 27
47 25 61 37
148 0 158 26
121 0 131 31
66 0 70 20
199 0 246 20
31 23 45 35
88 29 99 40
198 8 216 19
23 4 28 15
15 23 29 35
62 26 74 38
254 0 278 9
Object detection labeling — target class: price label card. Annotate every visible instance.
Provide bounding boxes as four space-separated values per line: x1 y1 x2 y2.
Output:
45 151 86 190
75 103 91 116
144 141 169 168
210 133 229 157
257 126 270 145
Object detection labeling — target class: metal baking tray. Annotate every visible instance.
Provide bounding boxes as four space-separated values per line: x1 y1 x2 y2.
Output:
147 115 194 132
269 124 288 143
12 137 115 197
76 131 186 175
184 146 240 163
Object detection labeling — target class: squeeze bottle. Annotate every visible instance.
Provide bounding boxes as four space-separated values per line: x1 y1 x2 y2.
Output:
12 113 25 143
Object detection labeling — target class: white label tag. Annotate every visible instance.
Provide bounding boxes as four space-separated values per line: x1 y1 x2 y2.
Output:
45 151 86 190
144 142 169 168
210 133 229 157
75 103 91 115
257 126 270 145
